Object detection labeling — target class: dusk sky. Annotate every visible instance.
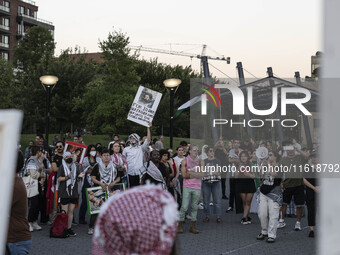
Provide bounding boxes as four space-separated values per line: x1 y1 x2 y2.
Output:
36 0 321 78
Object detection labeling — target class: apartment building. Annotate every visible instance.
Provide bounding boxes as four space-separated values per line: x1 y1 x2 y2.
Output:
0 0 54 61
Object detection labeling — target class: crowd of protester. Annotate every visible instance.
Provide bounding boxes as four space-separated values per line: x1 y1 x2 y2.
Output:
6 128 319 254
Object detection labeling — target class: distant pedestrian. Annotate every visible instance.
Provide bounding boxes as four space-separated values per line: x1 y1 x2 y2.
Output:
154 135 164 151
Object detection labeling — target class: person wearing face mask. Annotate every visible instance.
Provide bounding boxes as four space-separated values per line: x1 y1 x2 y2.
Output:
57 152 85 237
122 123 151 187
78 145 101 225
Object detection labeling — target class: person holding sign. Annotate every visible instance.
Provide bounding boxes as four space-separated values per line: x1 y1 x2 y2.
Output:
122 123 151 187
88 148 119 235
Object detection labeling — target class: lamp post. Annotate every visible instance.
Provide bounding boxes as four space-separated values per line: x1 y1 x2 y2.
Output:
40 75 58 144
163 78 181 149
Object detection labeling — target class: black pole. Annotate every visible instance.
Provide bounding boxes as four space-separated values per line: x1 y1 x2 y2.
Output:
237 62 254 140
295 72 313 149
45 85 51 145
170 88 174 149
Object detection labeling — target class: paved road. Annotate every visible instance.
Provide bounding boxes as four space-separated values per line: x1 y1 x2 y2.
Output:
30 200 316 255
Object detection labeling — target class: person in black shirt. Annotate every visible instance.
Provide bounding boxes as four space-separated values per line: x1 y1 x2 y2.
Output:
214 138 228 200
88 149 118 235
50 141 64 221
303 153 319 238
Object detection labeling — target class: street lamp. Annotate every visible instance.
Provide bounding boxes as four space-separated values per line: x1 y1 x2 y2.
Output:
40 75 58 145
163 78 181 149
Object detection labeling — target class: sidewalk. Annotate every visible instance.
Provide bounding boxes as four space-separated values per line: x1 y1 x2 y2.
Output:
30 201 316 255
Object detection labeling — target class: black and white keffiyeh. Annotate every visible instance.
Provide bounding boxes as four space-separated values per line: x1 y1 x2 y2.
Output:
98 161 117 185
61 157 77 197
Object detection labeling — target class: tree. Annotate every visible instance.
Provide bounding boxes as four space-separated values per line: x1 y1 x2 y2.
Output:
135 58 200 137
14 26 55 72
0 59 15 109
79 30 142 137
48 47 97 134
13 26 55 133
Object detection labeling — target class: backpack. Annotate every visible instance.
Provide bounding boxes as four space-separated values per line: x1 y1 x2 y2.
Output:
49 210 69 238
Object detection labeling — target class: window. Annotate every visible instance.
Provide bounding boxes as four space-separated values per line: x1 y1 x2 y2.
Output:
18 6 24 14
18 24 23 34
3 1 9 8
33 11 37 18
2 35 9 44
2 17 9 27
27 8 30 16
1 52 8 61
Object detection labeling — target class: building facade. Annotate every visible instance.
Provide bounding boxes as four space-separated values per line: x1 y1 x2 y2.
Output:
0 0 54 61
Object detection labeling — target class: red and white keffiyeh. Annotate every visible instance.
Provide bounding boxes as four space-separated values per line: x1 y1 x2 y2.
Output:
92 184 178 255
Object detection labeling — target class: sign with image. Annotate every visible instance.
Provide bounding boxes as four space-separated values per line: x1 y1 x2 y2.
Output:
86 186 108 215
64 141 87 166
127 86 162 127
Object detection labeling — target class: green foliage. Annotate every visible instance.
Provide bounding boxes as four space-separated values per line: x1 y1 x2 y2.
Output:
135 58 200 137
48 47 97 132
79 30 141 135
0 59 15 109
12 27 198 139
13 26 55 133
14 26 55 72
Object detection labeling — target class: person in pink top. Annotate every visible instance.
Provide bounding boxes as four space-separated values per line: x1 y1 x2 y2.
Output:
177 145 204 234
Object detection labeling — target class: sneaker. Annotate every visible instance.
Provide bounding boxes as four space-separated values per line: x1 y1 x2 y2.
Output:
241 217 249 225
32 221 42 230
308 230 315 238
295 221 301 231
266 237 275 243
226 207 233 213
68 228 77 237
198 203 204 210
277 220 286 229
72 220 78 226
247 217 252 224
209 202 213 206
29 223 34 232
256 233 268 240
88 228 94 235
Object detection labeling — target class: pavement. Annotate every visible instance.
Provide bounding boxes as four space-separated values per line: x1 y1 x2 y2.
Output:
30 198 316 255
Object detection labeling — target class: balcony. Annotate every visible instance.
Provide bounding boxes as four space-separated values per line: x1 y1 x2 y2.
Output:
20 0 36 6
0 5 11 16
16 13 54 30
0 42 9 51
0 24 10 34
16 32 26 39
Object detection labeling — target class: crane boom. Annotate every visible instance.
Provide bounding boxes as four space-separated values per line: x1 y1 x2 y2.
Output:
130 45 230 64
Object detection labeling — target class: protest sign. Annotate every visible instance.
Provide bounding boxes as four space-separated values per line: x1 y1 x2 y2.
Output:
0 110 23 254
86 186 108 215
64 141 87 166
127 86 162 127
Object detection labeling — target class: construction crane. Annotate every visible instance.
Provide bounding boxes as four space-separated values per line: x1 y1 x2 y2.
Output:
129 44 230 77
130 44 229 143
